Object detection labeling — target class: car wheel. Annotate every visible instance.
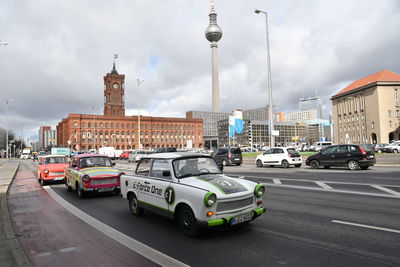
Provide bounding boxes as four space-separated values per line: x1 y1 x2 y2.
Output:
310 160 320 169
129 194 143 216
281 160 289 168
323 166 331 169
222 160 228 166
295 164 301 168
360 166 369 170
393 149 398 153
236 163 241 166
377 150 382 153
65 179 72 192
256 160 263 168
347 160 359 170
76 183 85 198
178 205 199 237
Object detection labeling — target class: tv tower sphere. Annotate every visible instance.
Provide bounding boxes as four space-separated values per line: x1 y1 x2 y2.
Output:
205 4 222 42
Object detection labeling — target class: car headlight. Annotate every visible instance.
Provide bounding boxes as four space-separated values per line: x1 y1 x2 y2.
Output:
82 175 90 182
254 184 265 198
204 192 217 207
43 169 49 174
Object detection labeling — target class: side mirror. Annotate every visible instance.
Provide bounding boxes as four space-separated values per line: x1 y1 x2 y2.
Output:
162 171 171 177
218 164 224 171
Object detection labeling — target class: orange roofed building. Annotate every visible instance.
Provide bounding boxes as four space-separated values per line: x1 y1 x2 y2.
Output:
57 64 203 151
331 69 400 144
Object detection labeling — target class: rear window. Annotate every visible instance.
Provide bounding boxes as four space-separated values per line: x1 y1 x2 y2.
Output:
287 149 300 157
229 147 242 154
358 144 373 152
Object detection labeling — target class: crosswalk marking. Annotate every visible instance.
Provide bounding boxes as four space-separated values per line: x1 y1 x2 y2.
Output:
371 185 400 196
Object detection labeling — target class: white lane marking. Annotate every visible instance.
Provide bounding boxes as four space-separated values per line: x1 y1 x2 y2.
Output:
263 183 400 199
332 220 400 234
371 185 400 196
44 186 188 267
315 181 333 190
273 179 281 185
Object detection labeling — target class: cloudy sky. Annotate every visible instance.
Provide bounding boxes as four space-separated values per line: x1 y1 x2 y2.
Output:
1 0 400 141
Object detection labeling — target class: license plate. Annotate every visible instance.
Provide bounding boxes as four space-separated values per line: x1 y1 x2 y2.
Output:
230 212 253 225
369 155 374 158
235 158 240 160
53 177 64 181
98 188 113 192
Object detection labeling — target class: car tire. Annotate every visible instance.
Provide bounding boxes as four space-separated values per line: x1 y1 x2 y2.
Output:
393 149 398 153
294 164 301 168
65 179 72 192
377 150 382 153
360 166 369 170
129 194 143 216
347 160 359 170
323 166 331 169
256 160 263 168
310 160 320 169
76 183 85 198
281 160 289 168
178 205 199 237
222 160 228 166
236 163 241 166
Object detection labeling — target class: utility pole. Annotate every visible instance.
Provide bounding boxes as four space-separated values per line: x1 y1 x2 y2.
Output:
136 79 144 150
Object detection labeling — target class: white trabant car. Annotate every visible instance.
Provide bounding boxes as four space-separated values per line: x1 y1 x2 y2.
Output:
121 152 266 237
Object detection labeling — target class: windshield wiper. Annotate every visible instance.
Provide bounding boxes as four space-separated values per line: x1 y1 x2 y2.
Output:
178 173 197 179
197 172 221 176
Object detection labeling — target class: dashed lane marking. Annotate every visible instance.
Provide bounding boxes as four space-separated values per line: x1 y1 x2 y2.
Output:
273 179 281 185
371 185 400 196
44 186 188 267
332 220 400 234
315 181 333 190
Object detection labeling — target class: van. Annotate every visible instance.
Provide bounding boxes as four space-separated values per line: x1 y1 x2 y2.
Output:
98 147 116 159
311 142 333 151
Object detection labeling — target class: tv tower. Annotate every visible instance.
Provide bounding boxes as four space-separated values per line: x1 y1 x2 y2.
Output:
205 0 223 112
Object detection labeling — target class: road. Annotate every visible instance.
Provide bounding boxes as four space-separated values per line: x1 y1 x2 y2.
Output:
8 160 400 266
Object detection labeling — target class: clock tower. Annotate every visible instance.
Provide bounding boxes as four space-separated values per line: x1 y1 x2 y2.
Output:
103 62 125 116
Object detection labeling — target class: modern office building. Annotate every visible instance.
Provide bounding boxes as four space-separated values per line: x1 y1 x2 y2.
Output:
38 126 51 150
299 96 323 119
243 107 269 121
285 110 317 123
332 69 400 144
57 64 203 151
186 110 229 148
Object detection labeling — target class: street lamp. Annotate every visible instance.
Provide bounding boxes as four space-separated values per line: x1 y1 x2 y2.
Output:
136 79 144 150
255 9 275 147
2 98 14 160
90 106 99 151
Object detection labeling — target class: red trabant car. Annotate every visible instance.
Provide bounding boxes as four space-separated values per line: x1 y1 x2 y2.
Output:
37 155 69 185
65 154 123 198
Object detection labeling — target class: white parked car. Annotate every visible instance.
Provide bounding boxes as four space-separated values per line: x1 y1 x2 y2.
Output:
121 152 266 237
256 147 302 168
382 141 400 153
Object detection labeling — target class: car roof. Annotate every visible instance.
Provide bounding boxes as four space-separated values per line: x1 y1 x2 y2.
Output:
42 154 67 158
142 152 210 159
73 153 109 158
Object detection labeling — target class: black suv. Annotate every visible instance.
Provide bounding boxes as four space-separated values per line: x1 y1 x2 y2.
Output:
211 147 242 166
306 144 376 170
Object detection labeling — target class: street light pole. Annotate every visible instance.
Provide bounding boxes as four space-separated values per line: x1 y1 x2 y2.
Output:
90 106 99 151
3 98 14 160
255 9 275 147
136 79 144 150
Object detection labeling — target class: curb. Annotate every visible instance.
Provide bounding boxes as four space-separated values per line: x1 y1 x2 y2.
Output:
0 162 31 267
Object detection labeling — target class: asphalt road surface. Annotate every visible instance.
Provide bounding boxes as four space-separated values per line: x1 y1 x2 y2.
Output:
9 160 400 266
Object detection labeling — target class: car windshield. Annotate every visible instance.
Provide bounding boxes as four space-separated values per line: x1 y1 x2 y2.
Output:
173 157 222 178
43 157 67 164
79 157 112 168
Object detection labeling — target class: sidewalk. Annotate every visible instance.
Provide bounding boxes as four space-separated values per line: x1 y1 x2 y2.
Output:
0 160 30 267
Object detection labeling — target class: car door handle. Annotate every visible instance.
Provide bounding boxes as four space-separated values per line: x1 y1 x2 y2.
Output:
144 181 150 184
331 155 335 157
346 154 351 156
